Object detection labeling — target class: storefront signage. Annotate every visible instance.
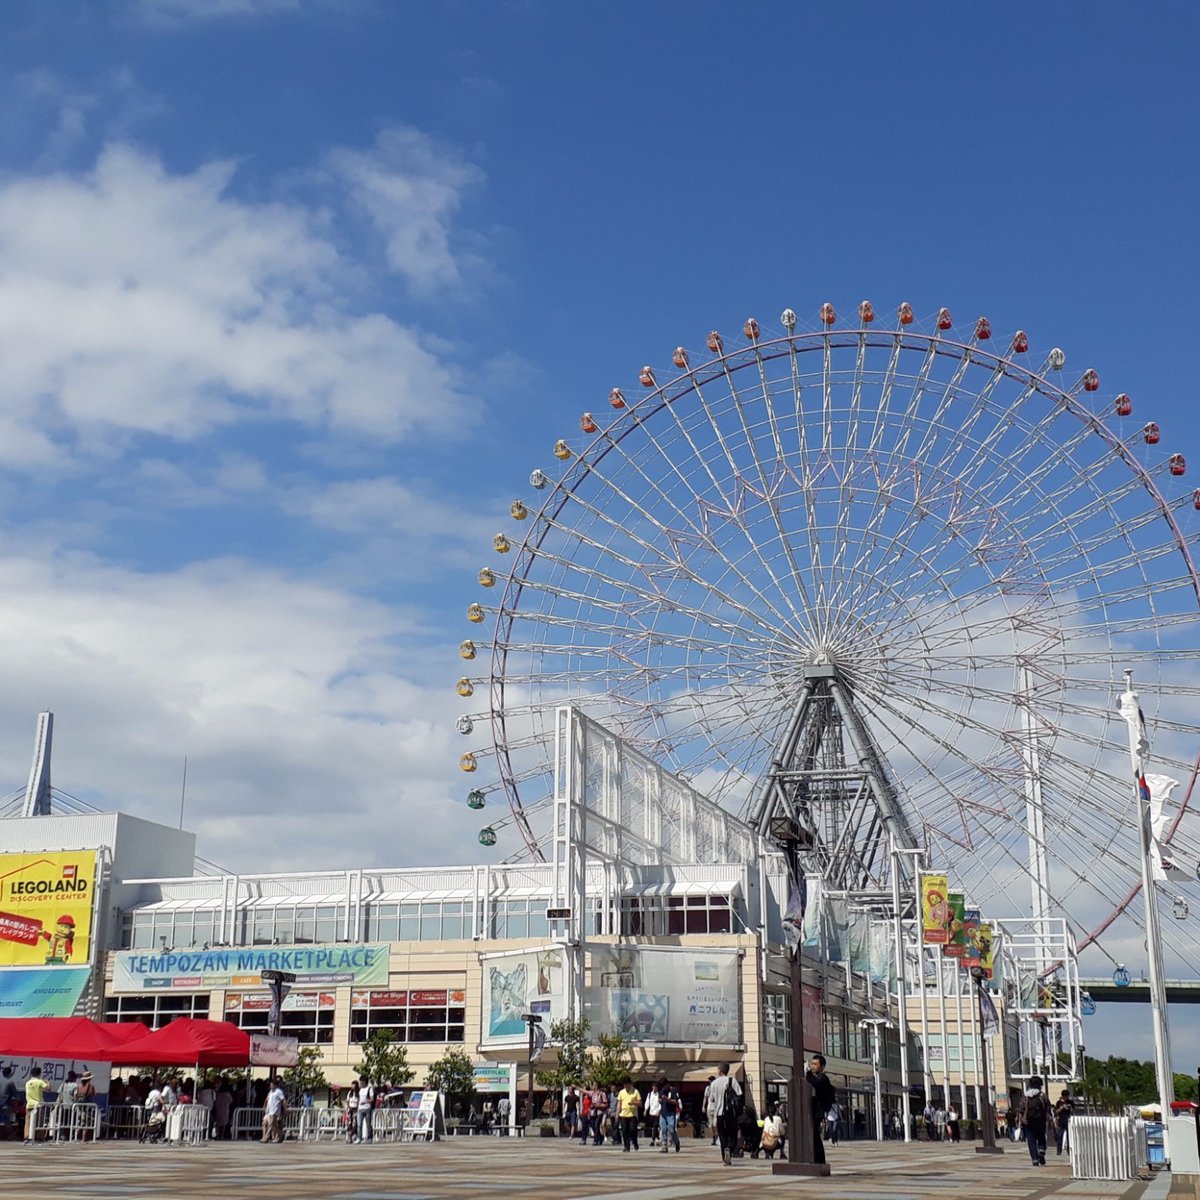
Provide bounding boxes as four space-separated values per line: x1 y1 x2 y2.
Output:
249 1035 300 1067
480 947 565 1046
471 1064 513 1093
0 851 98 967
225 991 335 1011
350 989 465 1009
111 943 390 992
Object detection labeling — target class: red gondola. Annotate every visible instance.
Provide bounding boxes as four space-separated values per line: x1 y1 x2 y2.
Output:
707 331 724 353
1144 422 1160 445
898 302 914 326
859 300 875 323
580 413 597 433
1082 369 1100 393
1193 488 1200 511
1114 393 1132 417
673 347 689 368
1011 330 1029 354
936 307 953 330
743 318 760 341
820 302 836 326
975 317 991 340
1169 453 1186 476
609 387 626 409
639 365 656 388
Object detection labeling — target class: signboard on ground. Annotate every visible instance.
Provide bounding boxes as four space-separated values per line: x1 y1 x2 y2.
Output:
471 1064 513 1093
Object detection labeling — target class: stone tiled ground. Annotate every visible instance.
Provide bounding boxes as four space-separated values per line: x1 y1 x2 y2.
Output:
4 1135 1175 1200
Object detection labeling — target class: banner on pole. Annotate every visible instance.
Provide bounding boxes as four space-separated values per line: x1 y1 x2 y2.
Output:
942 893 966 958
921 875 949 945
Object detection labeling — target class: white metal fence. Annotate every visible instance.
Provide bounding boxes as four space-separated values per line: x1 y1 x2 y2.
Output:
1070 1115 1149 1180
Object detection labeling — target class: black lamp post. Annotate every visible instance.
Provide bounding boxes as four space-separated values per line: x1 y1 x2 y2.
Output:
522 1012 542 1129
769 814 831 1178
970 966 1003 1155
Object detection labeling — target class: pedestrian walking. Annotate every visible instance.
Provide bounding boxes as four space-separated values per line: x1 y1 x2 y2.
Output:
587 1084 608 1146
658 1078 682 1153
1054 1089 1074 1155
356 1079 376 1144
261 1078 286 1143
923 1102 937 1141
644 1080 661 1145
564 1086 580 1139
824 1099 840 1145
946 1103 960 1143
1020 1075 1050 1167
706 1062 742 1166
702 1075 717 1145
617 1077 641 1151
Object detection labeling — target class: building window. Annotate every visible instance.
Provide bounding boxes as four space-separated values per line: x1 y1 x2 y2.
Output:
349 989 466 1044
618 894 735 936
224 991 335 1045
763 991 790 1047
823 1010 846 1059
104 993 209 1028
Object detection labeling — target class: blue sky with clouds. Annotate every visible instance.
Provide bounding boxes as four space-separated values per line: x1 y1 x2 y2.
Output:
0 1 1198 1064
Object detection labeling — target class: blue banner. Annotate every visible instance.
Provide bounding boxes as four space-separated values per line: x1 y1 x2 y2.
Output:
0 966 90 1015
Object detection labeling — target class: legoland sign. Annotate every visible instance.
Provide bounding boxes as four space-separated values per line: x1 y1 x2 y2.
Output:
0 851 98 968
112 943 390 992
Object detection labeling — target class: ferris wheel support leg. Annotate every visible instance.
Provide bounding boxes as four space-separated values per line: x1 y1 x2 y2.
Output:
1018 664 1053 981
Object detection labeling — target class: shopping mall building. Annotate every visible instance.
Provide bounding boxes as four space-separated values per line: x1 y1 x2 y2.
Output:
0 711 1033 1132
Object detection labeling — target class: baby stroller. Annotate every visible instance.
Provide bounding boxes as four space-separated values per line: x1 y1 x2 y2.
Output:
140 1109 167 1143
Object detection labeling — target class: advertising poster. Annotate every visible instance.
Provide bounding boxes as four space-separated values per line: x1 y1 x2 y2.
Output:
0 851 97 967
480 947 564 1045
801 982 823 1054
112 943 390 992
977 923 998 980
0 967 91 1016
942 893 966 958
921 874 949 945
960 909 983 968
588 946 740 1045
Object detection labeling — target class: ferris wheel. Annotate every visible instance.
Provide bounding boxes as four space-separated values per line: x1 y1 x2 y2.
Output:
455 300 1200 973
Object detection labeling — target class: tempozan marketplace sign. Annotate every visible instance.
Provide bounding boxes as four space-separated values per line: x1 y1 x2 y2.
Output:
112 944 390 992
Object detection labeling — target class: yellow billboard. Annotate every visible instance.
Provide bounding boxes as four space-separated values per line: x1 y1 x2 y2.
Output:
0 851 97 967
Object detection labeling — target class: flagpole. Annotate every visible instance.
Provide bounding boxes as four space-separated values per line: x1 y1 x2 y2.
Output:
1120 670 1175 1129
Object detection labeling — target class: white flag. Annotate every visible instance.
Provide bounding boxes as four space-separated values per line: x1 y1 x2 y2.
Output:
980 986 1000 1037
1117 688 1150 765
1146 773 1189 883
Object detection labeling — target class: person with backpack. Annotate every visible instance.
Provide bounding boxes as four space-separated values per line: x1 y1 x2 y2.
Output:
1020 1075 1050 1167
706 1062 742 1166
658 1077 682 1153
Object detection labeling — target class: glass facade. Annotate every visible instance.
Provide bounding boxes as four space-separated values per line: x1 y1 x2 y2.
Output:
104 992 209 1028
349 989 466 1044
619 895 734 936
224 990 336 1045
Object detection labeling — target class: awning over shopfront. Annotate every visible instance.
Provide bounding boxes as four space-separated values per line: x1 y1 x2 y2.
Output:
107 1017 250 1067
0 1016 148 1058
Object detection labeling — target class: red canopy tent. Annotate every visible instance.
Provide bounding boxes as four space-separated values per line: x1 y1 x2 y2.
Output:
0 1017 149 1059
107 1018 251 1068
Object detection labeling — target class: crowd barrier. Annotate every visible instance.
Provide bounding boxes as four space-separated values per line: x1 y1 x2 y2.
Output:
1070 1115 1149 1180
102 1105 144 1139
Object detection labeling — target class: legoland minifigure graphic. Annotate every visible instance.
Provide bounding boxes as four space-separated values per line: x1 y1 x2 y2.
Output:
41 914 76 964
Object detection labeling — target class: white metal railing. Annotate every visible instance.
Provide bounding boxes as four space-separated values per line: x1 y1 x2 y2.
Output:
1070 1115 1148 1180
102 1104 145 1139
231 1106 264 1140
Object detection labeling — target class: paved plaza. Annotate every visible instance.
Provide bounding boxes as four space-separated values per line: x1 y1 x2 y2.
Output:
6 1136 1190 1200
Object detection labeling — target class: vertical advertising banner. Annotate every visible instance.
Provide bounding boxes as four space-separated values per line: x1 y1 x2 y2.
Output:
480 947 565 1046
921 874 949 945
942 893 966 958
960 909 983 968
976 921 997 980
0 851 97 967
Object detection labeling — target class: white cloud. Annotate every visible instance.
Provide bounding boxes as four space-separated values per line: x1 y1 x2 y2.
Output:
325 127 486 291
129 0 314 23
0 547 478 870
0 142 473 464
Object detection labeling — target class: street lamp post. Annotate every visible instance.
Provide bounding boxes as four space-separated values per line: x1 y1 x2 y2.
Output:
860 1018 888 1141
522 1012 542 1129
769 815 831 1179
969 967 1003 1155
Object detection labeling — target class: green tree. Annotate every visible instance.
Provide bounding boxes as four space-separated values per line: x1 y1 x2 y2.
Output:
1174 1072 1198 1103
535 1017 592 1091
355 1030 415 1088
587 1032 634 1090
426 1047 475 1109
281 1046 328 1101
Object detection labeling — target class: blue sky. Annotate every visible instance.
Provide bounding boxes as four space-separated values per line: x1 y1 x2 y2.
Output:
0 1 1197 1065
